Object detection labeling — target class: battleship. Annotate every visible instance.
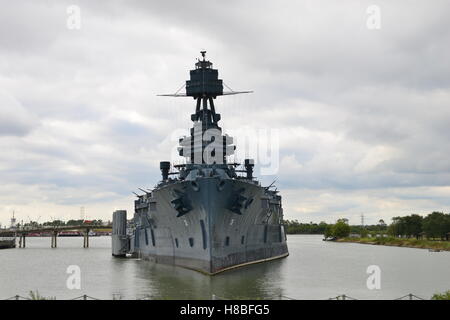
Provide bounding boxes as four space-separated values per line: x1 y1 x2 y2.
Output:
112 52 288 274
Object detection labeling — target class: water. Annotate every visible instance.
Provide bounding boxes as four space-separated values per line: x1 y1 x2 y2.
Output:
0 235 449 300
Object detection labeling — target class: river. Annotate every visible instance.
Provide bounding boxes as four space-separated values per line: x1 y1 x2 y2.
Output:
1 235 449 300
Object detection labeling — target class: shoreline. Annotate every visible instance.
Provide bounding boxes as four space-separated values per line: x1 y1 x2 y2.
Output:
335 237 450 251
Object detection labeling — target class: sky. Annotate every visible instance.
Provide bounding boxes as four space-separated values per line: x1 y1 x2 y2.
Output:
1 0 450 226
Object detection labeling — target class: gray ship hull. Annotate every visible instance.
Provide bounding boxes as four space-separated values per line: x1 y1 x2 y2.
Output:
129 177 288 274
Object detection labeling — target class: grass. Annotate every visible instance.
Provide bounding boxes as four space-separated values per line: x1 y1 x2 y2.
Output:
336 236 450 251
431 290 450 300
29 290 55 300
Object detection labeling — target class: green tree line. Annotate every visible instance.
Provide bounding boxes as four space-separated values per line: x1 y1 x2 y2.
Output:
283 220 329 234
283 218 387 236
284 211 450 240
388 212 450 240
17 219 105 228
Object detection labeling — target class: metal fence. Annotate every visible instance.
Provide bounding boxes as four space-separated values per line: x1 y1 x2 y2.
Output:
2 292 429 300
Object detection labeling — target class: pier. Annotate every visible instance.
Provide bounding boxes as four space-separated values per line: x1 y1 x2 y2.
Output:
0 224 112 248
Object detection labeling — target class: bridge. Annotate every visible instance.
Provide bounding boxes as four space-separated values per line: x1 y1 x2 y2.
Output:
0 224 112 248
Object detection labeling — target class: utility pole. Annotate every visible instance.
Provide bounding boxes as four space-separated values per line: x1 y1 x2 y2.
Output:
360 213 365 237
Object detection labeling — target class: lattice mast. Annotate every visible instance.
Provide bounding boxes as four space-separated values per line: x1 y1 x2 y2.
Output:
160 51 251 165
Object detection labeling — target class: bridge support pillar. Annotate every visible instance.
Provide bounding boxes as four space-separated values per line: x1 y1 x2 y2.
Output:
83 229 90 248
51 232 58 248
19 235 26 248
19 234 25 248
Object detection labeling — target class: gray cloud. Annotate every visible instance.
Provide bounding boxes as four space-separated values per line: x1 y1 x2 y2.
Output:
0 91 36 136
1 0 450 226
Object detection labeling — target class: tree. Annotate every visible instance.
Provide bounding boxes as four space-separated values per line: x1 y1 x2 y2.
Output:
332 219 350 238
67 219 84 226
324 225 333 238
389 216 406 237
283 219 332 234
360 228 369 238
404 214 423 239
423 212 450 240
318 221 328 234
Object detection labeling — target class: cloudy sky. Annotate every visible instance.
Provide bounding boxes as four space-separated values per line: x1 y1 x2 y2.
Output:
1 0 450 226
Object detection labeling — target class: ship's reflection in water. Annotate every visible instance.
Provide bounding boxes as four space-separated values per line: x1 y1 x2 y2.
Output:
113 257 287 300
